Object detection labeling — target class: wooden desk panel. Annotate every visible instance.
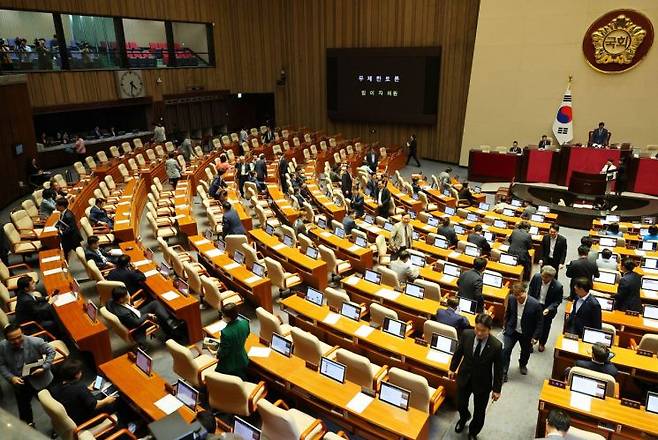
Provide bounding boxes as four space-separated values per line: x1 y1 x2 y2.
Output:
173 180 197 237
113 179 140 243
306 182 346 221
387 183 423 214
266 184 300 225
226 188 253 231
307 226 373 272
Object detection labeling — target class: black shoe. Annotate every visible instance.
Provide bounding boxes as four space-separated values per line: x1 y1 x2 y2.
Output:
520 365 528 375
455 420 467 433
503 373 508 382
468 433 478 440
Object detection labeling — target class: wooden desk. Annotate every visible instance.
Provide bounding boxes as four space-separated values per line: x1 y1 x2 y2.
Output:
226 188 253 231
173 180 197 237
592 278 658 304
113 179 140 243
249 228 328 291
387 183 423 214
306 182 345 221
99 354 196 423
551 334 658 401
245 334 432 440
119 242 203 343
307 226 373 272
536 380 658 439
266 184 300 225
188 235 273 312
591 244 658 263
39 249 112 366
466 205 558 222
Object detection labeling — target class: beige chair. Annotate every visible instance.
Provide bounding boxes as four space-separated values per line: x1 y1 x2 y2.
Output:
96 151 109 163
568 366 618 398
118 163 132 182
145 149 157 163
378 266 401 290
87 260 106 283
413 279 442 302
290 327 338 366
80 217 114 244
146 212 177 239
0 259 39 291
257 399 326 440
165 339 217 389
256 307 291 343
264 257 302 296
374 235 391 265
109 145 121 158
74 161 87 178
21 199 43 224
85 156 97 170
318 245 351 282
631 333 658 354
297 234 313 253
241 243 264 267
96 280 126 306
423 320 458 343
568 427 607 440
324 287 366 316
38 389 117 440
386 367 444 414
121 142 132 155
3 223 41 259
0 283 17 314
225 234 249 257
200 275 242 310
100 306 158 347
370 303 413 336
335 348 387 391
206 371 267 417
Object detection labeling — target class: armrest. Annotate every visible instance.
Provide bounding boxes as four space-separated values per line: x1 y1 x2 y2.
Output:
372 365 388 390
188 344 203 357
300 419 325 440
248 381 268 413
75 413 117 437
405 321 414 337
130 289 147 308
196 358 218 376
629 338 638 351
273 399 289 410
103 428 138 440
128 318 158 336
7 263 32 273
323 345 340 359
429 385 446 414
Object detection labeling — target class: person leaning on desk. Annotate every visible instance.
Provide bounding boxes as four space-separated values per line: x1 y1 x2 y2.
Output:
215 303 250 381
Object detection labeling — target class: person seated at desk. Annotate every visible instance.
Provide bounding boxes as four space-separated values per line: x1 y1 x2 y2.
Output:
90 198 114 229
521 200 537 218
458 182 476 206
215 303 250 381
457 257 487 313
351 186 365 219
39 188 57 220
435 295 470 336
107 255 146 294
27 156 51 186
612 259 642 312
493 196 516 213
603 222 622 237
574 342 618 378
467 224 491 256
591 121 610 147
565 277 602 337
15 275 63 339
643 225 658 241
438 216 458 247
85 235 116 270
196 410 221 440
596 248 617 271
389 250 419 284
535 409 570 439
537 135 551 149
50 359 118 426
50 179 68 199
528 266 563 352
106 286 179 346
221 201 247 238
509 140 522 154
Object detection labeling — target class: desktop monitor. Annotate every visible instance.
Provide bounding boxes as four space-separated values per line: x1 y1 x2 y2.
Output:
479 202 490 211
464 245 480 257
594 295 614 311
642 241 657 251
412 192 419 201
319 357 346 383
642 216 656 225
443 262 461 278
434 236 448 249
306 247 319 259
443 189 451 197
454 224 465 235
410 211 417 219
466 213 479 222
646 391 658 415
511 199 522 207
482 271 503 288
404 283 425 299
643 257 658 270
364 269 382 285
473 186 482 194
595 271 617 285
444 206 456 216
305 287 324 306
570 373 607 399
335 227 346 238
233 416 261 440
85 301 98 323
599 237 617 248
282 235 294 247
340 301 361 321
265 224 275 235
270 332 293 357
158 262 172 278
643 304 658 320
458 297 477 314
379 381 411 411
317 217 327 229
412 231 420 240
605 215 620 223
175 379 198 411
430 333 458 355
529 226 539 235
383 222 393 232
410 254 426 267
364 214 375 225
493 219 508 229
382 317 407 339
135 348 152 376
483 231 494 243
538 205 550 213
499 253 518 266
582 327 613 348
354 236 367 248
234 250 245 265
530 214 545 223
252 262 265 278
216 238 226 253
642 278 658 292
502 208 515 217
427 216 439 227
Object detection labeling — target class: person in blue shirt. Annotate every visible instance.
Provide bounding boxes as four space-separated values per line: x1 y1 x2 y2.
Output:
604 222 623 237
643 225 658 241
89 198 113 229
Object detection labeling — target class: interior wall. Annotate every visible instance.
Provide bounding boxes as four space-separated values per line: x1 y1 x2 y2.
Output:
0 9 56 41
461 0 658 165
122 18 166 46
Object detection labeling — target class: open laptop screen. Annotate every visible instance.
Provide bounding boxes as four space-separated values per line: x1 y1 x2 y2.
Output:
252 262 265 278
364 269 381 285
175 379 198 411
644 304 658 320
582 327 613 348
234 416 261 440
444 206 456 216
443 262 461 278
493 219 508 229
570 373 607 399
434 236 448 249
271 333 293 357
595 271 617 285
404 283 424 299
340 302 361 321
599 237 617 248
458 297 477 314
482 271 503 288
382 317 407 339
643 258 658 270
305 287 324 306
319 357 346 383
410 254 425 267
427 216 439 227
430 333 458 354
594 295 614 311
135 348 152 376
464 245 480 257
499 253 517 266
642 278 658 292
306 247 319 259
379 381 411 410
646 391 658 415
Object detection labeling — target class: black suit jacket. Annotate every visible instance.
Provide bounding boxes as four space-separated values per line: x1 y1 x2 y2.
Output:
508 229 532 261
376 187 391 216
450 329 504 394
365 152 378 171
539 234 568 267
341 172 353 198
15 291 52 324
351 193 365 218
527 273 563 315
435 308 470 336
566 257 600 298
565 295 602 336
106 299 149 330
575 359 618 378
84 247 110 268
222 208 247 238
255 159 267 182
467 233 491 255
592 128 609 145
438 225 458 247
106 267 146 294
278 157 288 177
538 139 550 148
57 209 82 250
503 295 542 339
457 269 484 312
613 271 642 312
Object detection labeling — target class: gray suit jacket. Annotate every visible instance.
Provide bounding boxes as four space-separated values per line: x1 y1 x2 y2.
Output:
457 269 484 312
389 259 418 283
389 221 413 250
0 335 56 390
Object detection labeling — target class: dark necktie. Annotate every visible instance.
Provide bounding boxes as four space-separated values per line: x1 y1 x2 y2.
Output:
474 338 483 357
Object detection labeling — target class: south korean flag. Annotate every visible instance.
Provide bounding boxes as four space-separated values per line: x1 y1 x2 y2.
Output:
552 83 573 146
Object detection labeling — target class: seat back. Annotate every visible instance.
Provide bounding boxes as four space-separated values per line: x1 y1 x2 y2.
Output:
85 156 97 170
568 427 606 440
0 283 14 312
3 223 21 247
336 348 376 389
121 142 132 154
87 260 105 282
136 154 146 167
97 151 108 162
201 275 223 310
369 303 397 328
146 149 157 162
226 234 249 257
74 161 87 177
423 319 458 342
264 257 286 289
241 243 260 267
413 279 441 301
11 209 34 230
318 245 338 274
104 175 117 191
291 327 324 365
38 389 77 440
325 287 350 312
96 280 126 305
638 333 658 354
166 339 203 387
297 234 313 252
109 145 121 158
22 199 39 218
183 261 203 295
256 307 283 343
100 306 131 342
206 371 252 416
79 217 94 238
257 399 302 440
387 367 431 412
378 266 401 290
601 322 617 339
568 366 617 398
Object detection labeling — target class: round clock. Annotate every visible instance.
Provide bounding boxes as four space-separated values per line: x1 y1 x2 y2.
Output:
117 70 145 98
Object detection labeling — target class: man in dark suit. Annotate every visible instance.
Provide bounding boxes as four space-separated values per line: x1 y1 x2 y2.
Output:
106 286 176 346
574 342 618 378
277 152 289 193
565 277 602 337
14 276 62 338
107 255 146 294
538 224 567 277
508 221 533 281
406 134 420 167
365 147 378 173
537 135 551 149
501 282 542 381
467 224 491 255
449 313 503 440
438 216 458 247
89 198 113 228
457 257 487 313
536 410 570 439
566 245 600 299
508 140 522 154
591 121 609 146
527 266 563 352
340 165 353 200
255 153 267 192
55 198 83 260
84 235 115 270
375 179 391 218
221 201 247 238
435 296 470 336
365 175 378 198
351 186 365 218
613 259 642 312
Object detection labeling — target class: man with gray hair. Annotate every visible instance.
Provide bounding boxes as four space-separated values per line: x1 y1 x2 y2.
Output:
527 265 563 352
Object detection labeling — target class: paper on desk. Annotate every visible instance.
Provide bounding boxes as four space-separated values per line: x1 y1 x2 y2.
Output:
461 220 474 227
498 244 509 252
133 260 150 267
323 312 341 325
376 289 400 301
154 394 184 415
560 338 580 352
569 392 592 412
108 249 123 256
43 226 58 233
440 275 457 284
122 212 130 217
144 269 159 278
205 320 227 335
43 267 64 276
272 243 286 250
448 251 461 259
644 290 658 299
206 249 222 258
173 214 186 220
244 275 261 284
643 318 658 329
42 255 60 263
320 231 332 238
162 291 179 301
346 392 373 414
116 220 130 224
635 249 647 257
426 349 451 364
223 262 240 271
117 201 130 206
248 347 271 358
344 276 359 286
355 325 374 338
53 292 77 307
195 239 210 246
348 245 361 253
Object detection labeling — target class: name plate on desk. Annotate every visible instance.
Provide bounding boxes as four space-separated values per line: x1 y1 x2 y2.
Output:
548 379 566 389
621 398 641 409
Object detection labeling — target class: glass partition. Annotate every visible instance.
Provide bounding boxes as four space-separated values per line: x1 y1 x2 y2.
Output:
172 22 210 66
122 18 169 68
61 14 120 69
0 9 60 71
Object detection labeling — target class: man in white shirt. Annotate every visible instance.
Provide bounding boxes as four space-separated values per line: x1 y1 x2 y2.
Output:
600 158 617 193
388 250 419 284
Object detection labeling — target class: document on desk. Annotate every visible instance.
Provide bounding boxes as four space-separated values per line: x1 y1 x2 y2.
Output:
43 226 58 233
223 262 240 271
448 251 461 259
154 394 184 415
346 392 373 414
53 292 77 307
162 291 179 301
426 349 451 365
244 275 261 285
117 201 131 206
635 249 647 257
205 249 223 258
43 267 64 276
248 347 271 358
195 239 210 246
498 244 509 252
108 249 123 256
116 219 130 224
560 338 580 353
376 289 401 301
42 255 60 263
348 244 362 253
173 214 186 220
320 231 332 238
323 312 341 325
440 275 457 284
344 276 359 286
143 269 159 278
205 320 227 335
569 392 592 412
643 318 658 329
133 260 150 267
354 325 374 338
272 243 286 250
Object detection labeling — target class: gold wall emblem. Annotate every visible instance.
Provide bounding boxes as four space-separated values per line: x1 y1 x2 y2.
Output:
591 15 646 64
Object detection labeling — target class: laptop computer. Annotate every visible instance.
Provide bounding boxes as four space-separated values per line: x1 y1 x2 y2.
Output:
382 316 407 339
305 287 324 306
458 297 477 314
340 301 361 321
404 283 424 299
444 206 456 216
364 269 381 285
270 333 293 357
430 333 458 355
305 246 319 259
482 271 503 288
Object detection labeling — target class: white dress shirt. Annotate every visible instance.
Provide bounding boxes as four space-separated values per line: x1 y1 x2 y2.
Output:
539 281 550 305
515 299 526 333
121 302 141 318
574 293 591 313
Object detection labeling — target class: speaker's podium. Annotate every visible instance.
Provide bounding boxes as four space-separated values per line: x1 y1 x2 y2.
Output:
568 171 607 196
